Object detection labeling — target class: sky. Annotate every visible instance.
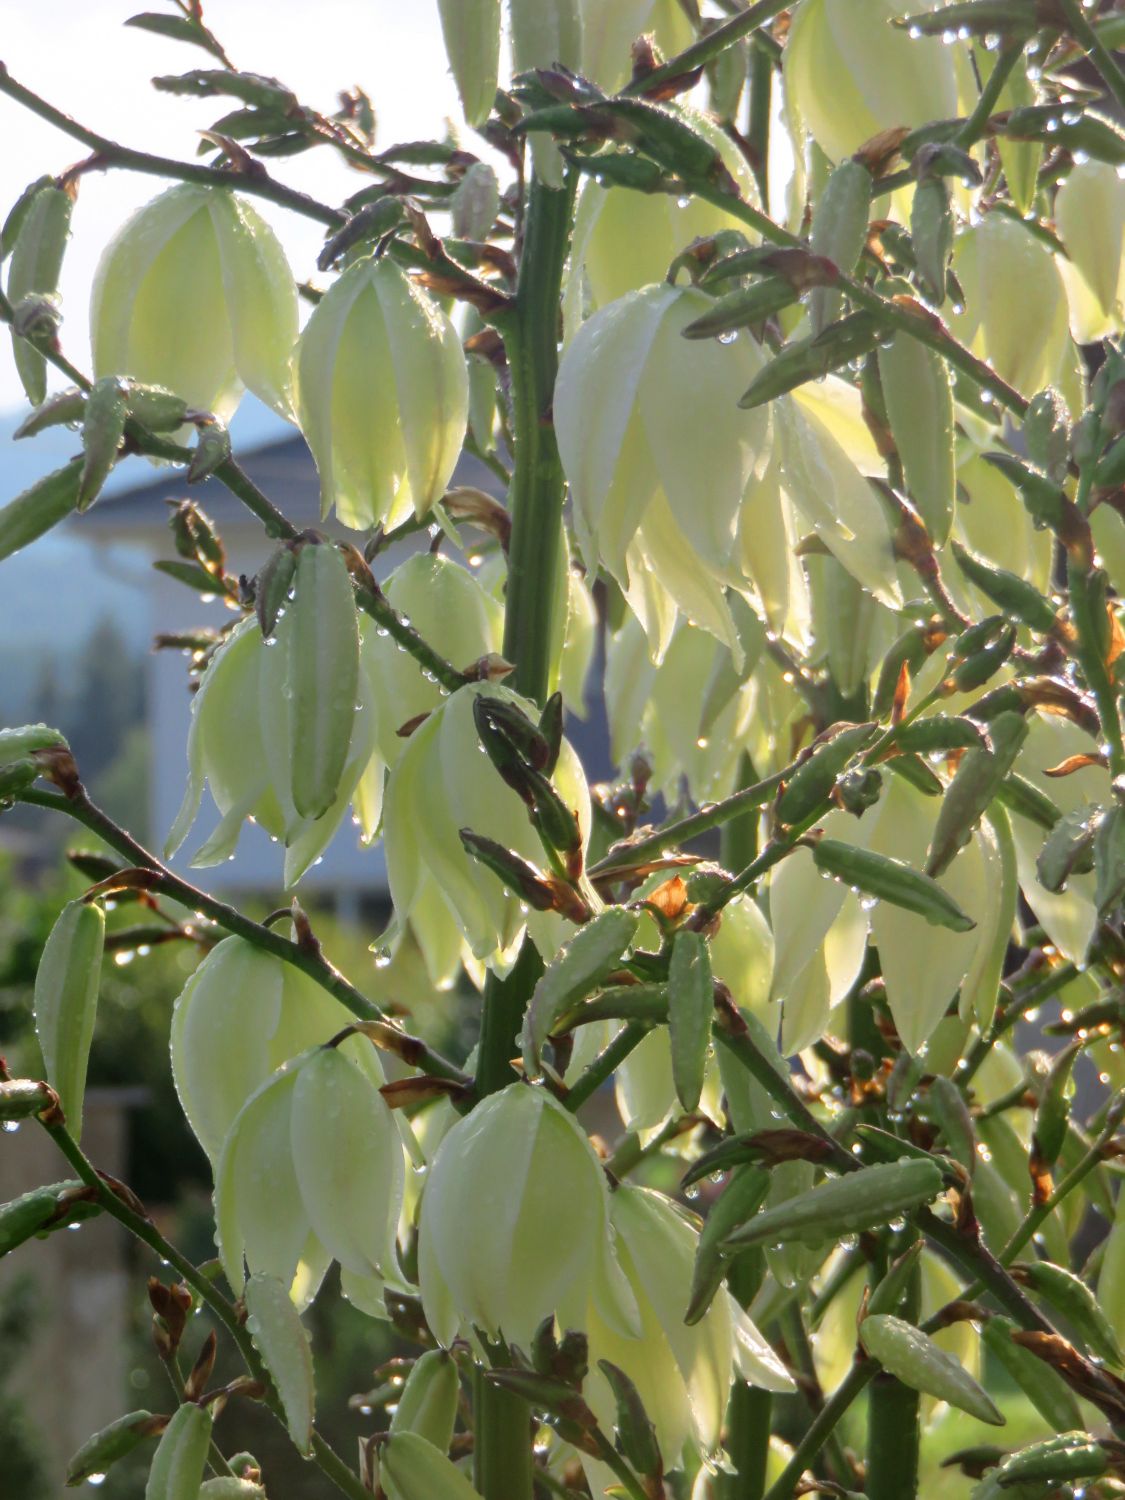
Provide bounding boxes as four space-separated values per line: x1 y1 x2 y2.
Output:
0 0 461 413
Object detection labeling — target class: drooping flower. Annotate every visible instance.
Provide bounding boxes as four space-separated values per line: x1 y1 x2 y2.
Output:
417 1083 639 1348
292 255 469 530
783 0 961 165
555 284 771 657
91 184 297 420
1055 158 1125 343
382 682 591 973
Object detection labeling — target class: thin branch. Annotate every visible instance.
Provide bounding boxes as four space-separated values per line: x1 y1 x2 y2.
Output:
18 785 469 1087
622 0 790 97
0 62 344 227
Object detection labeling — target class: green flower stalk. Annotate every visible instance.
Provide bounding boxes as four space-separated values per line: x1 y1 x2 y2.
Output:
293 254 469 531
91 184 297 420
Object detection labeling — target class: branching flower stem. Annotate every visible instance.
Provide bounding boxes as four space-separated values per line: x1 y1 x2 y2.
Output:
17 785 469 1086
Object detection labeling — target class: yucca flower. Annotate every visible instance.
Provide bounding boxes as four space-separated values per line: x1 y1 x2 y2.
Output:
949 214 1071 398
555 283 771 658
783 0 961 165
582 1186 793 1483
382 682 590 972
293 255 468 530
417 1083 640 1348
166 612 376 886
1055 158 1125 343
566 110 757 329
91 184 297 420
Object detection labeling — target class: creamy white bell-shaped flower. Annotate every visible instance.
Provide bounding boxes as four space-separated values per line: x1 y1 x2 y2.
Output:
417 1083 639 1349
605 618 760 802
170 935 386 1164
215 1036 406 1313
91 184 297 420
166 617 376 886
556 284 770 655
293 255 469 530
1056 158 1125 343
566 110 758 331
362 553 504 772
583 1186 793 1477
383 682 591 971
579 0 692 90
783 0 961 165
950 215 1071 398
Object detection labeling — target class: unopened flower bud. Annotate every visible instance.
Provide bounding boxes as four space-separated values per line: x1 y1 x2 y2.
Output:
389 1349 460 1452
188 419 232 482
450 162 500 242
418 1083 639 1348
783 0 960 164
92 185 298 421
34 897 105 1142
143 1402 212 1500
293 255 468 530
381 1431 480 1500
66 1411 168 1488
6 179 72 405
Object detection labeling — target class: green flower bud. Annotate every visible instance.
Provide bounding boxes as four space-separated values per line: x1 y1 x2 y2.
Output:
78 375 129 511
381 1432 480 1500
566 110 758 325
197 1482 267 1499
949 215 1070 398
784 0 961 164
556 284 770 656
67 1410 167 1487
450 162 500 242
583 1186 792 1480
1006 711 1109 964
34 898 105 1142
6 181 72 406
437 0 501 126
522 907 639 1078
166 616 376 885
92 185 298 420
1056 159 1125 343
170 936 384 1164
809 159 872 335
0 458 83 562
418 1083 639 1348
144 1402 212 1500
877 333 956 544
858 1314 1003 1425
579 0 693 91
293 255 468 531
384 683 589 969
244 1272 315 1456
389 1350 460 1452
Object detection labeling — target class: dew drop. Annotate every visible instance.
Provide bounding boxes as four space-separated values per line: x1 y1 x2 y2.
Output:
1 1120 20 1134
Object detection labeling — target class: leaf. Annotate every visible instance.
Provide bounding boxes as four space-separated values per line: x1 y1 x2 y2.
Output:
124 11 227 60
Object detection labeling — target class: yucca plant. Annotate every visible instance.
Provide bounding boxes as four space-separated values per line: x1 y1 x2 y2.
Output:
4 2 1125 1497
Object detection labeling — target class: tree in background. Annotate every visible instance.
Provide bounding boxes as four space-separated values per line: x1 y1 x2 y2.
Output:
4 3 1125 1500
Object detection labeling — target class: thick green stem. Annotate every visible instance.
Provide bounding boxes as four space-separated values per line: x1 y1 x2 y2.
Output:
762 1362 875 1500
723 1384 772 1500
472 172 576 1500
501 176 575 705
865 1261 921 1500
